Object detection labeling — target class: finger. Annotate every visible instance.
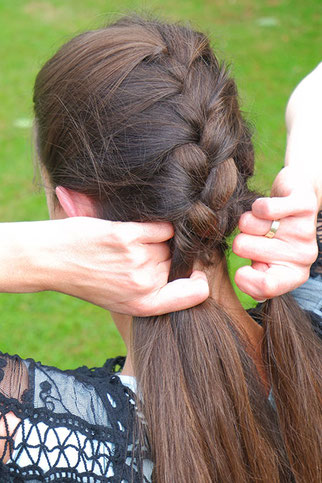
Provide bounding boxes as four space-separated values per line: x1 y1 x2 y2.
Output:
252 192 317 220
270 166 318 200
232 233 291 264
130 222 174 243
238 211 315 240
233 233 285 263
156 258 171 274
143 242 171 264
147 271 209 315
251 261 269 272
235 264 307 301
233 232 316 266
239 212 277 236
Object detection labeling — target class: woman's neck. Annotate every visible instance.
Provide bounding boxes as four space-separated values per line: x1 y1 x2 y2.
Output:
111 258 268 389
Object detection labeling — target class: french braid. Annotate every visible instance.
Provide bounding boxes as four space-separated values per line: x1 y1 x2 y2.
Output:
34 15 322 482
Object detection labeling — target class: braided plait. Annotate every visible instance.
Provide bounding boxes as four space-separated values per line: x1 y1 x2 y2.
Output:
145 23 257 272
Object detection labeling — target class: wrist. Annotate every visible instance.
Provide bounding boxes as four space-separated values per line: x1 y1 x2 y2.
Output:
0 222 51 294
285 130 322 210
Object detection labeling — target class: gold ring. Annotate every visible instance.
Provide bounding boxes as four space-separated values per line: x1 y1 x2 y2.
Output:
265 220 280 239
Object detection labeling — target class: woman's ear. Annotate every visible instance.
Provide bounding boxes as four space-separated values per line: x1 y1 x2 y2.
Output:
55 186 97 217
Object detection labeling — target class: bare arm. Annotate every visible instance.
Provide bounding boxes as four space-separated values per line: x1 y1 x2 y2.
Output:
0 218 208 315
284 63 322 209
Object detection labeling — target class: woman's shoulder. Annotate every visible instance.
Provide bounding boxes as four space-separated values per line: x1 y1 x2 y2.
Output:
0 352 132 421
0 353 143 481
248 274 322 340
290 274 322 338
290 210 322 334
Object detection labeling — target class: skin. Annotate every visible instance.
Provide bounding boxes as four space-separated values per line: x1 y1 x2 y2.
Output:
234 167 319 300
53 184 268 386
284 62 322 208
234 64 322 299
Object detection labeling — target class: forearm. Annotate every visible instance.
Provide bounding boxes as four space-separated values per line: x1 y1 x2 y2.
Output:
0 222 47 293
285 126 322 210
0 218 208 314
284 63 322 209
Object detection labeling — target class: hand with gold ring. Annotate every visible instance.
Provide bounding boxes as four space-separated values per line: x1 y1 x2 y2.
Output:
232 166 319 302
264 220 280 239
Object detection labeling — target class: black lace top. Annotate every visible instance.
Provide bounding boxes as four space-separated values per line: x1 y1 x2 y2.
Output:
0 355 150 482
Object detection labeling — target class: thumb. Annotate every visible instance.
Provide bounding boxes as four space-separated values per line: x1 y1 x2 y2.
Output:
147 270 209 316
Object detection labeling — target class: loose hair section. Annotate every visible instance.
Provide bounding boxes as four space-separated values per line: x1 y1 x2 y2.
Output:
133 300 288 482
33 16 321 482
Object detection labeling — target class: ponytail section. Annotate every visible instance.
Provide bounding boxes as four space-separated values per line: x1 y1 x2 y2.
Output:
133 299 290 483
132 291 322 483
262 295 322 482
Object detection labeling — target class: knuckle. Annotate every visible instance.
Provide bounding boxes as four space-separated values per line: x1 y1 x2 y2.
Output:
238 211 252 231
160 243 171 259
137 248 153 267
111 222 141 247
305 195 318 215
232 234 246 255
296 223 316 242
299 268 310 285
125 250 143 268
124 251 139 267
253 198 273 218
259 277 277 299
129 271 152 295
289 222 316 243
301 243 318 265
110 224 130 247
130 299 152 317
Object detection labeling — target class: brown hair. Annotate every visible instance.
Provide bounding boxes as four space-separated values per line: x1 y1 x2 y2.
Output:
33 16 321 482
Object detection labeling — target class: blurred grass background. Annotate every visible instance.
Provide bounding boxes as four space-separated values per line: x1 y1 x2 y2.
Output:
0 0 321 369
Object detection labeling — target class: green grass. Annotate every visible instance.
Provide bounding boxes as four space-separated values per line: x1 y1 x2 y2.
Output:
0 0 321 369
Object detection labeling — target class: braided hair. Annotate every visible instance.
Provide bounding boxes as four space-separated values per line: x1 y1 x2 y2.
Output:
34 16 322 482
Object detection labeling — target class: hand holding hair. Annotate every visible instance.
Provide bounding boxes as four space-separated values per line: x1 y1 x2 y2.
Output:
233 166 319 301
233 63 322 301
0 218 209 316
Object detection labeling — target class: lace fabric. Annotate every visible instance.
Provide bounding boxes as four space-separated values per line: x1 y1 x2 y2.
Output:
0 355 150 482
